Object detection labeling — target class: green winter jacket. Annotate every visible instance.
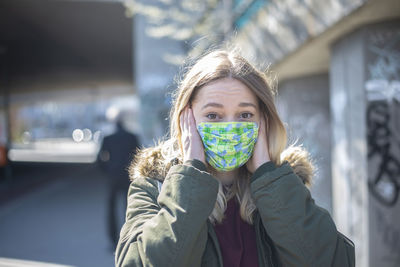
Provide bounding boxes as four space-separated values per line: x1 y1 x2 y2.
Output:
115 157 355 267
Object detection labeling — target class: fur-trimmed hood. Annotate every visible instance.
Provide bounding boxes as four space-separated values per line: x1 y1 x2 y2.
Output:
128 143 314 187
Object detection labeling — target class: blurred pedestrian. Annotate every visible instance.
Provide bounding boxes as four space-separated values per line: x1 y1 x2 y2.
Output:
98 115 140 249
115 50 355 266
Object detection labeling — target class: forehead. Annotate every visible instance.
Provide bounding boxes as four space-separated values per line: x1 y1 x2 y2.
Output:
193 78 258 104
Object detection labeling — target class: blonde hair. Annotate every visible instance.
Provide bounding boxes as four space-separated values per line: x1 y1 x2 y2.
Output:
160 50 287 224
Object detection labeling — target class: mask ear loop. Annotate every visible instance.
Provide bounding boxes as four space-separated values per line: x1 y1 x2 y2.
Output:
261 112 269 145
258 113 267 131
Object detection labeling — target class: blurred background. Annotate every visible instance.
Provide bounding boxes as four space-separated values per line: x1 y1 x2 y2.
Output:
0 0 399 266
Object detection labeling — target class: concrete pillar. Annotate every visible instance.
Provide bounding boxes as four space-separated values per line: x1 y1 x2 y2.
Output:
133 13 184 144
277 74 332 214
330 28 369 267
364 21 400 267
330 20 400 267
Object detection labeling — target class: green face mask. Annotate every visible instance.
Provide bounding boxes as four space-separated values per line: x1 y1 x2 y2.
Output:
197 121 259 171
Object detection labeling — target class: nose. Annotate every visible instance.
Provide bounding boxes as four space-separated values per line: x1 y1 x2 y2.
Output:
221 116 236 122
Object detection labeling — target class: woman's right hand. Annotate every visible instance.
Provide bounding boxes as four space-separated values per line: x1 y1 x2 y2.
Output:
180 106 205 164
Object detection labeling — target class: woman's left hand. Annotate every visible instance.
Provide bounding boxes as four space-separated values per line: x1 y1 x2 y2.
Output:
246 116 271 173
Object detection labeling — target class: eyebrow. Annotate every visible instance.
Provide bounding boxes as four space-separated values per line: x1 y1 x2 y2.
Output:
201 102 224 110
238 102 257 109
201 102 257 110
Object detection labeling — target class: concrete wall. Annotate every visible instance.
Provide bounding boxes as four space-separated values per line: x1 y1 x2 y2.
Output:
277 74 332 213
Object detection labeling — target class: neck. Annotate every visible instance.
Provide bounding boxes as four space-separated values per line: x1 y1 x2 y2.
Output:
212 168 240 185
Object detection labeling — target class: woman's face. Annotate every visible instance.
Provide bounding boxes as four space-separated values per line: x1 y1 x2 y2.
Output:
191 78 261 125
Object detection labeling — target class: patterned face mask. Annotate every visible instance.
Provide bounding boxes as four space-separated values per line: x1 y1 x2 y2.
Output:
197 121 259 171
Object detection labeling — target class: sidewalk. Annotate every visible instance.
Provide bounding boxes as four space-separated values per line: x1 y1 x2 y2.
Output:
0 163 115 267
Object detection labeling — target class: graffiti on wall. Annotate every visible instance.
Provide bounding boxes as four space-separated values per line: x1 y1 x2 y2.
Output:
366 29 400 207
367 99 400 206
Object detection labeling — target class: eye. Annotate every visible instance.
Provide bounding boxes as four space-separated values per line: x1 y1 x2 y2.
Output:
240 112 253 119
206 113 218 120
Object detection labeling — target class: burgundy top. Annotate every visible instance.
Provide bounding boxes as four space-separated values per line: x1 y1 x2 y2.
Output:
213 197 259 267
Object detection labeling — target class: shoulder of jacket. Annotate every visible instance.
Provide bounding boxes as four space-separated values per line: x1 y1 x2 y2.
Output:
130 175 159 190
127 177 162 203
128 142 181 183
281 145 315 188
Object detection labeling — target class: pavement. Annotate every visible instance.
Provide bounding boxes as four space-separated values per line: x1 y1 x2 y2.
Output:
0 163 117 267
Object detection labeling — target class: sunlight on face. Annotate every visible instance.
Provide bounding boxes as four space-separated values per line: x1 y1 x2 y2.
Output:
191 78 261 124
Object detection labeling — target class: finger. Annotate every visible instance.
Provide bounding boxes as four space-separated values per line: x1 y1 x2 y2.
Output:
180 108 185 133
259 114 267 135
263 114 268 133
262 114 270 152
188 108 196 129
186 108 191 133
183 106 189 133
257 116 263 137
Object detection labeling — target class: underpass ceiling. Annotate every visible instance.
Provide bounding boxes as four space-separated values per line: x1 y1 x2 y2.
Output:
0 0 133 91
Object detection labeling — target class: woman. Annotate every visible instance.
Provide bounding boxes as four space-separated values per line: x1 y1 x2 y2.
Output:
115 50 355 267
